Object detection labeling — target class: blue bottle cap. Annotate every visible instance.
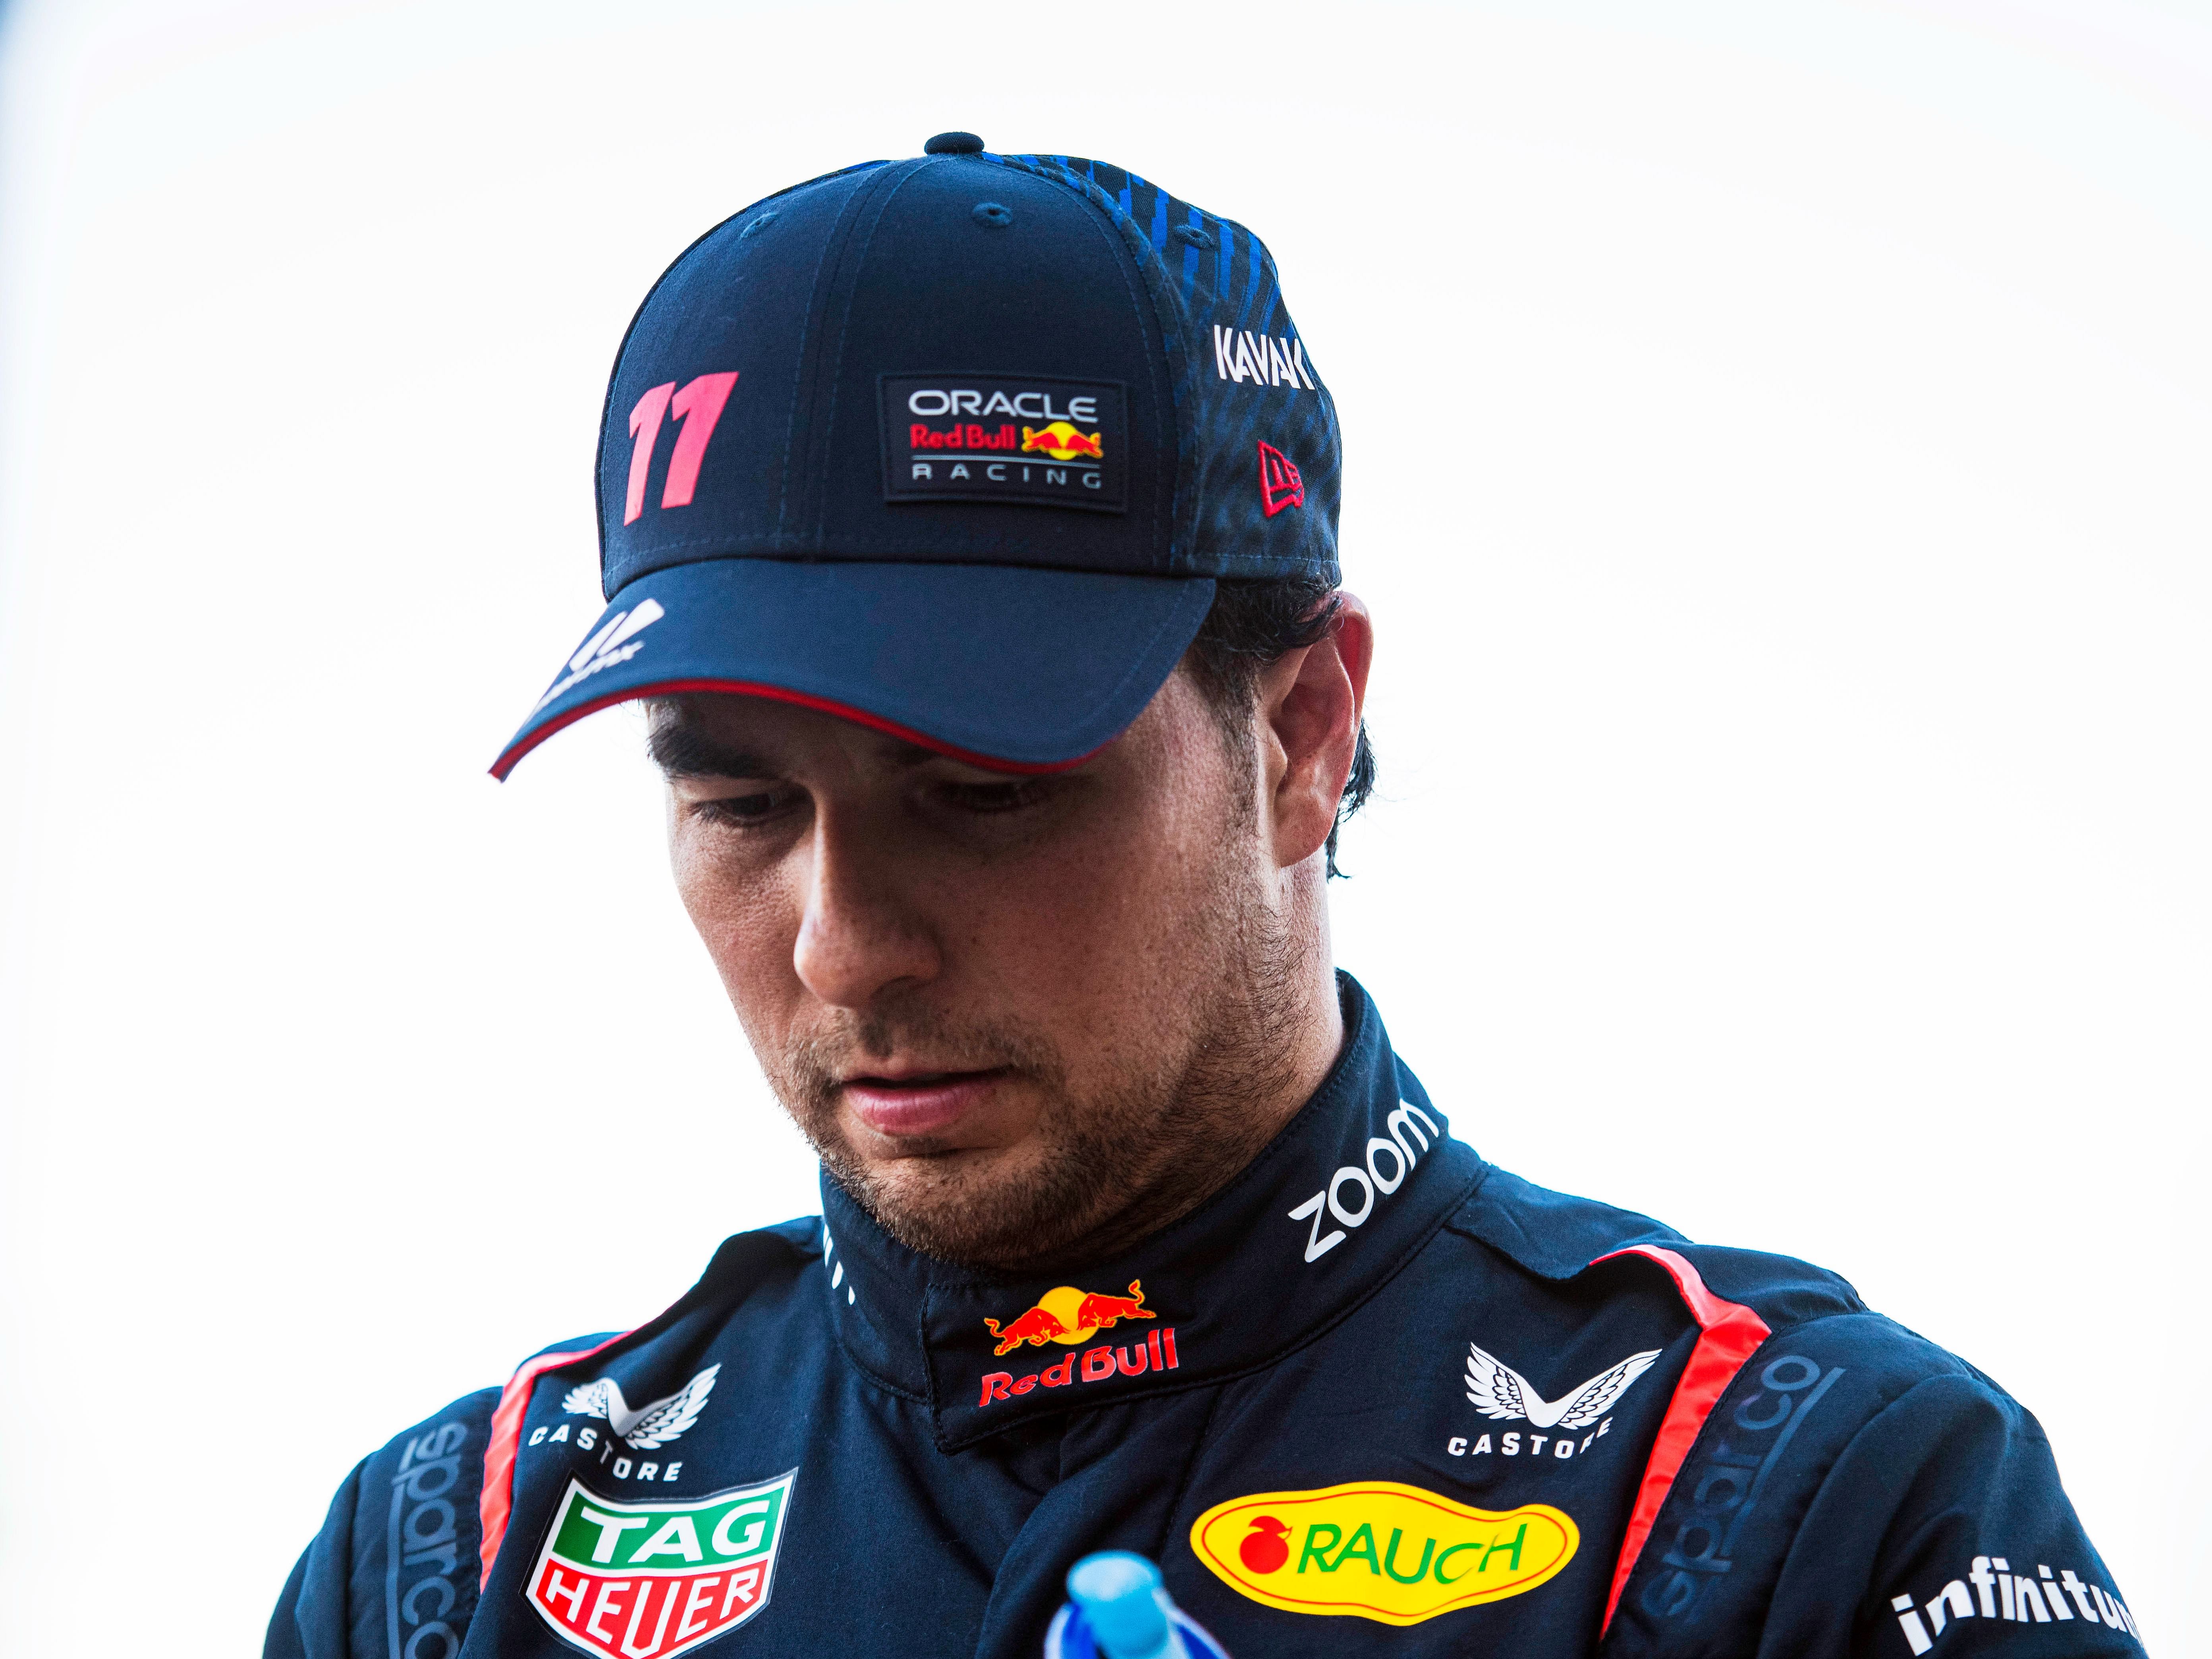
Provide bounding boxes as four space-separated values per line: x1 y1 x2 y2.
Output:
1066 1552 1172 1659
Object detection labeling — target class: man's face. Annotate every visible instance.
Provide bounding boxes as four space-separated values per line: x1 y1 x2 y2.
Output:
656 667 1301 1270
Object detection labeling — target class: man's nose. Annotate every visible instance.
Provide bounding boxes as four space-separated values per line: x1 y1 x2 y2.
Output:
791 817 940 1010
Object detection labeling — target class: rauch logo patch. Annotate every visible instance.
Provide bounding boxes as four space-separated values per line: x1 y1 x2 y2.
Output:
1190 1481 1577 1626
879 375 1126 512
525 1471 795 1659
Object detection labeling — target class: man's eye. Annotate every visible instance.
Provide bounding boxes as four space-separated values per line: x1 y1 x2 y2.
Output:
692 788 795 825
939 779 1045 814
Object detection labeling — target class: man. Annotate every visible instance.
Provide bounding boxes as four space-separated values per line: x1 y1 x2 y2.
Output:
267 133 2141 1659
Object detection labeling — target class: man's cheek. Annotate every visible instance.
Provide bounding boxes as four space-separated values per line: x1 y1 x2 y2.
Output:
955 882 1121 998
674 859 805 1010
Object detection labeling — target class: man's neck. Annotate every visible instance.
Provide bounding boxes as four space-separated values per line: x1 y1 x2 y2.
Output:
1001 950 1347 1275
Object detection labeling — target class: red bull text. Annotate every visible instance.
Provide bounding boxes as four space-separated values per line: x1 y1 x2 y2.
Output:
911 422 1020 451
979 1327 1181 1408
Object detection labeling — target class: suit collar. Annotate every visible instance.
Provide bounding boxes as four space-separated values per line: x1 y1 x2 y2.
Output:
813 974 1482 1449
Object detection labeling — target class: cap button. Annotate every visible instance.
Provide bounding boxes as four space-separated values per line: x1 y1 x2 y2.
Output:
924 131 984 155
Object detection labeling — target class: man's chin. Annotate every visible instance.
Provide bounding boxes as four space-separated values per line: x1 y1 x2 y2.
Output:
821 1144 1106 1271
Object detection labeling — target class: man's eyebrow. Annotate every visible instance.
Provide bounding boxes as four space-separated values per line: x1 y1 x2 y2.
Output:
647 723 780 779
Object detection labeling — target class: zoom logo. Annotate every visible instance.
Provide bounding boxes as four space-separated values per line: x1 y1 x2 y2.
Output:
1287 1100 1440 1264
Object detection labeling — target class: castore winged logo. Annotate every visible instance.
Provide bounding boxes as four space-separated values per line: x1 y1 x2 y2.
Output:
562 1362 720 1449
1463 1343 1660 1429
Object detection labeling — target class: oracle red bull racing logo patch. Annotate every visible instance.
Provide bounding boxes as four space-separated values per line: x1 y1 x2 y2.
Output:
1190 1482 1577 1625
525 1471 794 1659
879 374 1126 511
977 1280 1180 1406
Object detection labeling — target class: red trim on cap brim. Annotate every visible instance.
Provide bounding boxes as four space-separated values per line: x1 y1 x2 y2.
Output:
490 677 1106 781
1592 1244 1773 1636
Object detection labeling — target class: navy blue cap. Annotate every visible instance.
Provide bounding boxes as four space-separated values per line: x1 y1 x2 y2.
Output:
491 139 1341 778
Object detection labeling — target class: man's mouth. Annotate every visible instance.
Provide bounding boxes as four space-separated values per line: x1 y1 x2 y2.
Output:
837 1068 1011 1139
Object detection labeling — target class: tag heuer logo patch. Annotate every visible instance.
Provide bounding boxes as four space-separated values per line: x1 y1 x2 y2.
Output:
879 374 1127 512
526 1471 795 1659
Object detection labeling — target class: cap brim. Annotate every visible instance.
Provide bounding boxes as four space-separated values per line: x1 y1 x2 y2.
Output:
491 559 1217 779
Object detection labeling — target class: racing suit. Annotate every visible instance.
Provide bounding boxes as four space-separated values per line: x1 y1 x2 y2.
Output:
267 978 2142 1658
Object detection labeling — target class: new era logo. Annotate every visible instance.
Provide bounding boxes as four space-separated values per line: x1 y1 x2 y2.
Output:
1257 442 1304 518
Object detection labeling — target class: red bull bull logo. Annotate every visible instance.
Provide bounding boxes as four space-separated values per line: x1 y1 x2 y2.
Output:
983 1280 1155 1356
977 1281 1177 1408
1020 421 1106 461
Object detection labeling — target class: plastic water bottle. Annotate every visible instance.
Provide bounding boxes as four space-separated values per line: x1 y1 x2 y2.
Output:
1043 1552 1231 1659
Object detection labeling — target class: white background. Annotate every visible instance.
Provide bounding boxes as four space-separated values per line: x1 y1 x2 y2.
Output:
2 1 2204 1653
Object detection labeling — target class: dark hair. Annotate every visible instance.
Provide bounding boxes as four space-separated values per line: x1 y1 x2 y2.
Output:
1183 574 1376 878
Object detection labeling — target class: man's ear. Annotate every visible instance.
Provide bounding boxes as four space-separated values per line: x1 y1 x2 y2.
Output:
1256 593 1374 872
